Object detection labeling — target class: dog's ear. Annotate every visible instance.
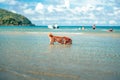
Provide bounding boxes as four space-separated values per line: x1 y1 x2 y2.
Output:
48 33 53 37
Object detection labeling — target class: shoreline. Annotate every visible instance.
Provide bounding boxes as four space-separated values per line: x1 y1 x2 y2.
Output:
0 31 120 38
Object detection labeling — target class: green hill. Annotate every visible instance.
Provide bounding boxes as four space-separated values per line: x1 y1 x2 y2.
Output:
0 8 35 26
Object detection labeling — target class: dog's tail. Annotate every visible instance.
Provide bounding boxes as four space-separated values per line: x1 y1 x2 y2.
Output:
48 33 54 37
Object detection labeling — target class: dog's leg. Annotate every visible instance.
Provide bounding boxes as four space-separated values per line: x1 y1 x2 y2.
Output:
49 38 54 45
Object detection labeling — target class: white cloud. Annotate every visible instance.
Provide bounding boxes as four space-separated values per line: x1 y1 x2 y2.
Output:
74 7 81 12
28 0 120 25
64 0 70 8
47 4 67 13
31 17 44 21
94 21 98 24
23 8 35 15
20 3 28 9
47 5 54 12
0 0 17 5
88 13 96 19
10 10 16 13
109 20 116 24
35 3 44 14
1 0 119 25
8 0 17 5
114 9 120 15
100 21 107 24
55 5 65 12
72 6 86 13
113 7 119 10
72 0 105 7
73 4 96 13
0 0 5 2
96 7 104 11
107 13 114 16
80 6 90 12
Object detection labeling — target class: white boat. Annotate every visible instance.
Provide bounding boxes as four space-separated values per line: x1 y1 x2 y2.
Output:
48 24 59 29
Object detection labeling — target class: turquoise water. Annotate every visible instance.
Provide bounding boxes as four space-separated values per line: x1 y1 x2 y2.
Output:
0 26 120 80
0 26 120 33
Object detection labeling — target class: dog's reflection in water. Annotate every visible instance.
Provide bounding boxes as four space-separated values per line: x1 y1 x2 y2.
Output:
49 44 72 49
48 33 72 45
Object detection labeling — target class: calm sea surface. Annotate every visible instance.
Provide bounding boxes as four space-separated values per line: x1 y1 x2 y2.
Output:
0 26 120 32
0 26 120 80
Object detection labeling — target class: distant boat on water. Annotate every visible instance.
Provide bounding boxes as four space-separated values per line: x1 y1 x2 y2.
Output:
48 24 59 29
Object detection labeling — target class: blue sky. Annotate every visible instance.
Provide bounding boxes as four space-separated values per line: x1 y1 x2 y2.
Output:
0 0 120 26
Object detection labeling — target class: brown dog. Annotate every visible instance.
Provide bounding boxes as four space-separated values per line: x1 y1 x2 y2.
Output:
48 33 72 45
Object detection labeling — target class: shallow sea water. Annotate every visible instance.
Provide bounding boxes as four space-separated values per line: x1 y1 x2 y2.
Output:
0 26 120 80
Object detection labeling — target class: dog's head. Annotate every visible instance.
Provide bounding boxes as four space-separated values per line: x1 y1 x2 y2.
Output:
48 33 54 37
